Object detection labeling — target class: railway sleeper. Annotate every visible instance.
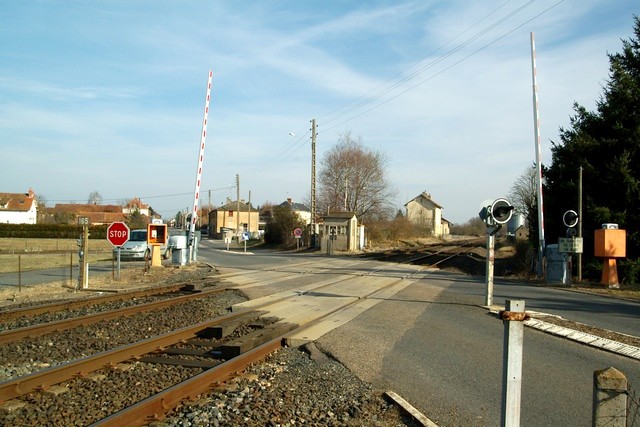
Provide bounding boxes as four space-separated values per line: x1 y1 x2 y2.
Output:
214 322 299 359
195 310 266 339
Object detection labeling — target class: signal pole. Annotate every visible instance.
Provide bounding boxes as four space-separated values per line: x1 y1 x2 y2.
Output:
310 119 317 248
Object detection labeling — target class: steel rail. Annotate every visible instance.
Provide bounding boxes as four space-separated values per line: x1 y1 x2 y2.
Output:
0 288 228 345
403 238 484 265
0 270 366 403
0 308 262 403
91 337 283 427
0 261 427 406
0 284 188 322
91 267 430 426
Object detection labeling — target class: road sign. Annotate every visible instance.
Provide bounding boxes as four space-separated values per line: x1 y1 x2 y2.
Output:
293 228 303 238
558 237 583 253
107 222 130 247
78 216 90 226
242 231 250 241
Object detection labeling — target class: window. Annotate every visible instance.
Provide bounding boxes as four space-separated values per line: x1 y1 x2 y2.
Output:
228 211 234 217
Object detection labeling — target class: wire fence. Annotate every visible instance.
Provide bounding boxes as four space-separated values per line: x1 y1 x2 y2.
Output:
0 251 115 290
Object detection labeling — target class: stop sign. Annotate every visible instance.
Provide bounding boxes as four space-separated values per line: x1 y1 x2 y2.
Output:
107 222 130 246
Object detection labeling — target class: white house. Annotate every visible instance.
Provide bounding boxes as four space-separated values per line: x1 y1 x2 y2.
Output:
0 189 38 224
278 198 311 225
123 197 150 217
404 192 449 237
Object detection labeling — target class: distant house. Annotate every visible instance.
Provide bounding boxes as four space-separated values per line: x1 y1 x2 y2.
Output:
0 189 38 224
209 198 259 238
404 192 449 237
49 203 126 225
123 197 150 217
278 198 311 225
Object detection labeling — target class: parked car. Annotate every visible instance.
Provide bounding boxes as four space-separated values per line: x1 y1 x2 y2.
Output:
114 229 169 260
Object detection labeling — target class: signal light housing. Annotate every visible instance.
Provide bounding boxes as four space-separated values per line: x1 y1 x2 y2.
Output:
479 198 514 226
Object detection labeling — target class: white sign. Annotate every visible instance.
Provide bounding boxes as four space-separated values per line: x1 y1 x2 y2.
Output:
242 231 250 241
559 237 583 253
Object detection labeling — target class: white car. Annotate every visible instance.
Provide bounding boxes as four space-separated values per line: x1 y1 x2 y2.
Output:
114 229 169 260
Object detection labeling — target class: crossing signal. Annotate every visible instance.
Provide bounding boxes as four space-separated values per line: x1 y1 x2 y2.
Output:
562 210 579 228
479 198 514 226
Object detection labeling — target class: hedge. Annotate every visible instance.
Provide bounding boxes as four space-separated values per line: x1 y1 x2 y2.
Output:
0 223 109 239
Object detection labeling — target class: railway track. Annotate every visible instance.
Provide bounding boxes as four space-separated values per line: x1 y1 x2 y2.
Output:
0 258 428 426
0 287 227 345
0 283 197 324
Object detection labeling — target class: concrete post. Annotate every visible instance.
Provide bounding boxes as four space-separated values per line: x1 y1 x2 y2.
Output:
485 233 495 306
593 367 627 427
501 299 525 427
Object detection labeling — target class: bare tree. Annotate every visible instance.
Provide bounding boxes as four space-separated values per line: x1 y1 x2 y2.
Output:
88 191 103 205
509 165 537 219
318 132 394 221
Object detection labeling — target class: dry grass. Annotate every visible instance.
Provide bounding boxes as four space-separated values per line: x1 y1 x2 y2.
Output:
0 263 206 309
0 238 114 273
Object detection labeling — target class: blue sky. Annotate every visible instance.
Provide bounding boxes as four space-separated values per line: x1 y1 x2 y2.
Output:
1 1 638 223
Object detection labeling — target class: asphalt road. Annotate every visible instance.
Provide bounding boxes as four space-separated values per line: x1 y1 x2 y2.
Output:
200 241 640 426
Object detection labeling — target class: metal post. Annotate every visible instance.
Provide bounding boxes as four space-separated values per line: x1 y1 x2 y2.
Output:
236 173 240 240
18 254 22 293
593 367 627 427
310 118 317 248
70 252 74 288
116 247 121 280
485 232 495 307
501 299 526 427
82 225 89 289
83 262 89 289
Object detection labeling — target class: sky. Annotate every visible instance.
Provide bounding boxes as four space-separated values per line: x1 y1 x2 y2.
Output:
1 1 638 224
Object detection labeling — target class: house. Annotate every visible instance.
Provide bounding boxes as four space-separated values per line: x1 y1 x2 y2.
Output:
320 211 359 252
0 189 38 224
278 198 311 225
49 203 126 225
123 197 150 217
404 192 449 237
209 198 259 238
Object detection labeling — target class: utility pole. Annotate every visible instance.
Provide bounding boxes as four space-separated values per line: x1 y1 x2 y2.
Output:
578 166 583 282
236 174 240 235
311 118 317 248
248 190 252 236
344 176 348 211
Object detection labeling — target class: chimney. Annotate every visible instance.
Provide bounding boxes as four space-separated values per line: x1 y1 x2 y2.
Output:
287 198 292 205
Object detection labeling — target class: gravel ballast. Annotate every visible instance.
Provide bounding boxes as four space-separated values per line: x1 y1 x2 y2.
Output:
156 344 419 427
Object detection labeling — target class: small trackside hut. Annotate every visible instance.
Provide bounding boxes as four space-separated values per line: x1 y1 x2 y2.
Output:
320 211 359 253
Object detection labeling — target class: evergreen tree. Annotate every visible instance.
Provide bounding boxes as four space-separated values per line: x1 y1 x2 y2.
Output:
545 16 640 282
264 205 307 247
